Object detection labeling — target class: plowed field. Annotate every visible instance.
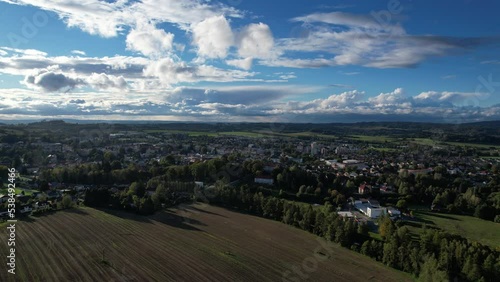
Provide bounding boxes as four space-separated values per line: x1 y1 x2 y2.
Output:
1 204 411 281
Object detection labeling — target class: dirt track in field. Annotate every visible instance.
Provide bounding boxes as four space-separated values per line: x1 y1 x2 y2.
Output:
0 204 412 281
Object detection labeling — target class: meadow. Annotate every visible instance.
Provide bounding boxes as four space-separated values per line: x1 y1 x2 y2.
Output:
406 211 500 249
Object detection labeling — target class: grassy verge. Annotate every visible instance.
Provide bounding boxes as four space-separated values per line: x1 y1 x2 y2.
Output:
404 211 500 248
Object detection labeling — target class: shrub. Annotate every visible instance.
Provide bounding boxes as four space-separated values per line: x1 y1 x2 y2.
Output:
61 195 74 209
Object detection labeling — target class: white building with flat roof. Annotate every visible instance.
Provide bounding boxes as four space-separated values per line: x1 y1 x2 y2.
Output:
367 207 385 218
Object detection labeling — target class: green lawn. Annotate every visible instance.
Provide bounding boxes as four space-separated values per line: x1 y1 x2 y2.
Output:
349 135 396 143
410 211 500 249
411 138 500 150
143 129 219 136
218 131 266 138
287 132 337 139
0 187 38 196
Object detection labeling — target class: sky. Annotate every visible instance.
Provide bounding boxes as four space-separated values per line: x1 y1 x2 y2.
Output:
0 0 499 123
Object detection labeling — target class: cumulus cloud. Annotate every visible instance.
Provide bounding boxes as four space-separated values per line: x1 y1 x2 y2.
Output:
0 87 499 123
237 23 276 59
192 15 234 59
226 57 253 70
319 90 365 108
126 24 174 58
19 64 129 92
143 57 256 86
23 69 84 92
87 73 128 90
413 91 489 107
368 88 408 106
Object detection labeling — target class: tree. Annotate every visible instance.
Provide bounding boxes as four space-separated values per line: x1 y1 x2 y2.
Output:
128 181 145 197
382 241 397 267
299 205 315 232
360 241 370 256
61 195 73 209
396 199 408 210
155 183 168 203
346 180 355 190
378 215 394 239
474 203 495 220
462 257 481 282
418 255 448 282
314 211 326 236
357 222 369 237
151 192 161 210
138 196 155 215
39 181 50 191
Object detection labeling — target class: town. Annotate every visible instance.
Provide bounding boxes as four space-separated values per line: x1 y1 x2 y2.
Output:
0 120 499 281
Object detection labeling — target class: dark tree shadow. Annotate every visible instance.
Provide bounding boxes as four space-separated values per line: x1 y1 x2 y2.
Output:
151 210 206 231
95 207 205 231
177 204 227 218
63 208 89 215
418 211 460 221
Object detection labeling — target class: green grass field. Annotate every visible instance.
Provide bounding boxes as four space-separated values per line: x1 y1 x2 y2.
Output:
408 211 500 249
349 135 396 143
218 131 267 138
411 138 500 149
143 129 219 136
144 129 341 139
287 132 337 139
0 187 38 196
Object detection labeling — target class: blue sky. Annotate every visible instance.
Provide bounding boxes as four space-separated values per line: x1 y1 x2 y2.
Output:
0 0 499 122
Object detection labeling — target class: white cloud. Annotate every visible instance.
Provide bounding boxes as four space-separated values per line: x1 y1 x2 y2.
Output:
319 90 365 108
481 60 500 65
0 47 48 57
192 15 234 59
270 12 496 69
226 57 253 70
413 91 489 106
143 57 256 86
441 75 457 80
70 50 86 56
368 88 407 106
237 23 276 59
126 24 174 58
86 73 128 91
1 0 242 38
0 87 499 122
292 12 404 34
261 57 333 68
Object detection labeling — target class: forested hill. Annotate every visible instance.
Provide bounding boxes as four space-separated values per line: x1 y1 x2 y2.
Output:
1 120 499 145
